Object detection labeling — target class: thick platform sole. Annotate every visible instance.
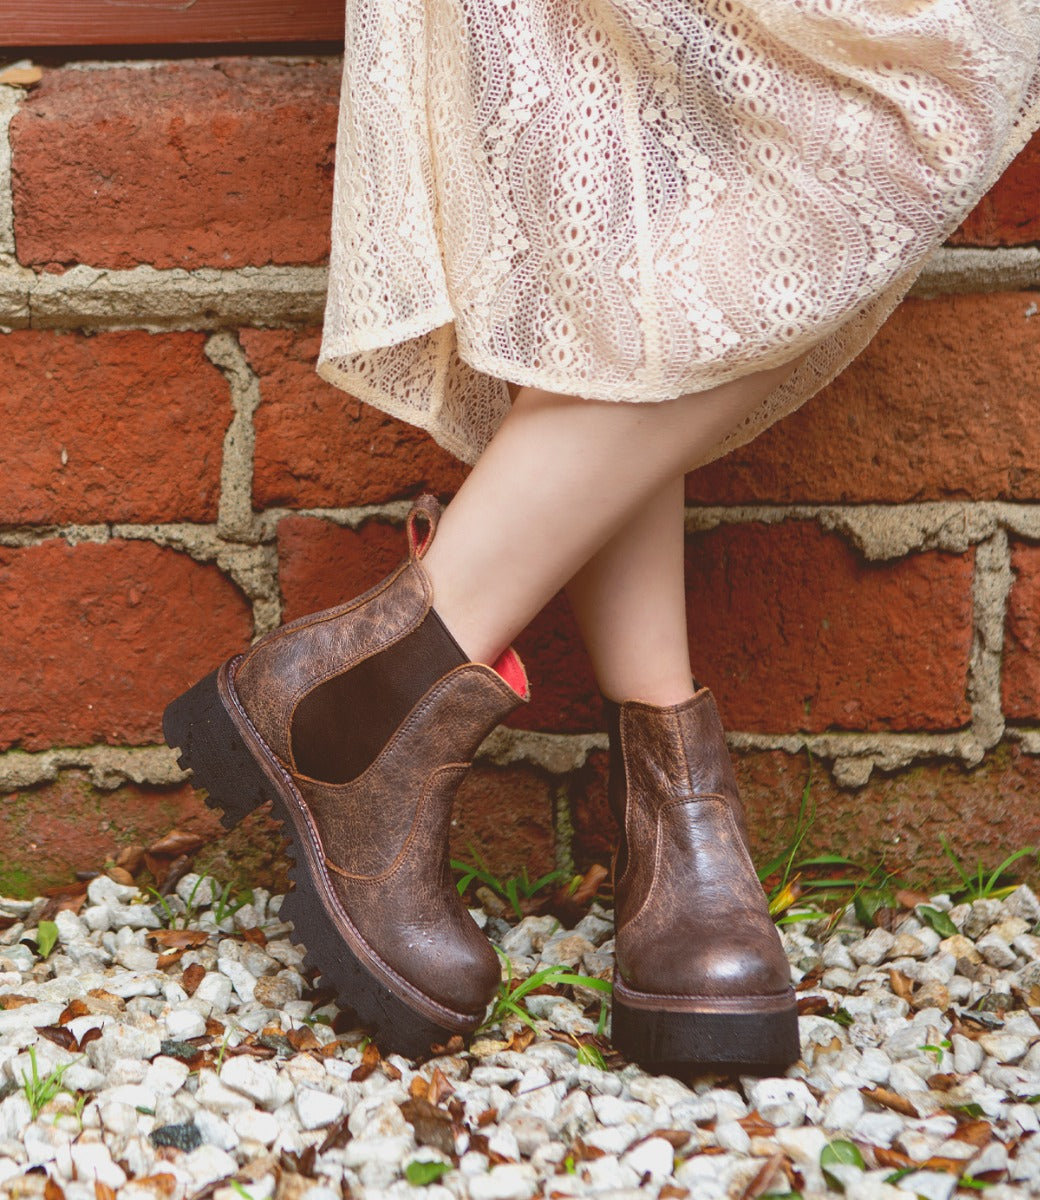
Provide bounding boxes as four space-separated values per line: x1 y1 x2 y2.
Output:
163 665 477 1059
611 974 800 1075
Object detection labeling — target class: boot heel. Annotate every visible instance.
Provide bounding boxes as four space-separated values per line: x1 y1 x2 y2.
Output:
611 982 800 1075
163 667 274 829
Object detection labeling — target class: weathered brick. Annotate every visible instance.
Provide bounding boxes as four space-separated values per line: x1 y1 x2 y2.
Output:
1002 542 1040 721
452 764 556 881
247 330 467 510
0 330 228 524
688 294 1040 504
0 540 252 751
277 515 403 624
506 593 601 733
11 60 338 270
685 523 974 732
276 514 600 729
950 129 1040 247
571 744 1040 892
0 773 292 900
0 775 218 898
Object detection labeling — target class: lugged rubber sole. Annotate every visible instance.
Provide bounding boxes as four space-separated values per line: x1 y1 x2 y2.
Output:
163 664 474 1059
611 973 801 1075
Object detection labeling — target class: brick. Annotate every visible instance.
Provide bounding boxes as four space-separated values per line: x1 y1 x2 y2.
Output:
1002 542 1040 720
950 130 1040 247
0 540 252 751
0 330 228 524
452 764 556 881
684 523 974 732
687 293 1040 504
277 515 404 623
277 515 600 730
571 744 1040 892
0 773 290 899
247 330 467 510
11 60 338 270
506 593 601 733
0 775 217 898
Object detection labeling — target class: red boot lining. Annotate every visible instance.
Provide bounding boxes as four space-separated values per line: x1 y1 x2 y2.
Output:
491 647 529 698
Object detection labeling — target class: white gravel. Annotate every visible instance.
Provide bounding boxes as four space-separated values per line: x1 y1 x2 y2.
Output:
0 877 1038 1199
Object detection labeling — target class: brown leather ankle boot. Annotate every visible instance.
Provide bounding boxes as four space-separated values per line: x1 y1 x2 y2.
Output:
163 497 528 1056
604 688 799 1072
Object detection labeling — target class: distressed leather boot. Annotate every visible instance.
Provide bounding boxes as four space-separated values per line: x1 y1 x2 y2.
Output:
163 496 528 1056
604 688 799 1072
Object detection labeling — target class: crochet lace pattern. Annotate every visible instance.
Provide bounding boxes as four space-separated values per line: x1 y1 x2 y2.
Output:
318 0 1040 466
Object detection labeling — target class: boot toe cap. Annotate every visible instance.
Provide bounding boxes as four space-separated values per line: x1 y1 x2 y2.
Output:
618 921 792 999
390 919 502 1017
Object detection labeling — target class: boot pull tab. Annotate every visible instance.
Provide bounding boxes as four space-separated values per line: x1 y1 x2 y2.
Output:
406 494 442 560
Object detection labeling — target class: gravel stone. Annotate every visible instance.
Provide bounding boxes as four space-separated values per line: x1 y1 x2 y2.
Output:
468 1163 538 1200
86 1023 162 1073
295 1086 346 1129
714 1120 751 1154
219 1056 286 1110
164 1006 207 1040
622 1135 675 1178
976 933 1019 969
70 1141 127 1189
850 928 896 965
0 874 1037 1200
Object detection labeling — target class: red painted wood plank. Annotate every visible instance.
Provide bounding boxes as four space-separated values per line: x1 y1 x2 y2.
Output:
1 0 344 46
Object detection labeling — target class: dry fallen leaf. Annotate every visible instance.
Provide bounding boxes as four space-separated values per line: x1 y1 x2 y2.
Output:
862 1086 919 1118
507 1026 536 1053
428 1066 454 1106
286 1025 320 1053
739 1151 786 1200
36 1025 78 1053
115 843 146 874
317 1115 352 1154
86 988 125 1013
925 1155 977 1173
738 1110 777 1138
350 1041 381 1082
149 829 206 857
398 1096 456 1156
149 929 209 949
652 1129 693 1150
567 862 610 907
0 65 43 87
951 1119 995 1147
0 993 38 1010
107 867 136 887
59 998 90 1025
130 1175 177 1197
181 962 206 997
889 969 915 1001
871 1145 913 1170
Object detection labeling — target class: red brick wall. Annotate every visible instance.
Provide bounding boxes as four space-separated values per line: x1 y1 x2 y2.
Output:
2 56 1039 895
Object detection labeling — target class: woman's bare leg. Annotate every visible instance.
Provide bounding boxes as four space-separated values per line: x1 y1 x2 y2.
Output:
565 475 692 706
423 360 797 665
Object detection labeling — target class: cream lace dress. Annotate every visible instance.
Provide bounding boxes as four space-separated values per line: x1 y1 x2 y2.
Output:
317 0 1040 466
